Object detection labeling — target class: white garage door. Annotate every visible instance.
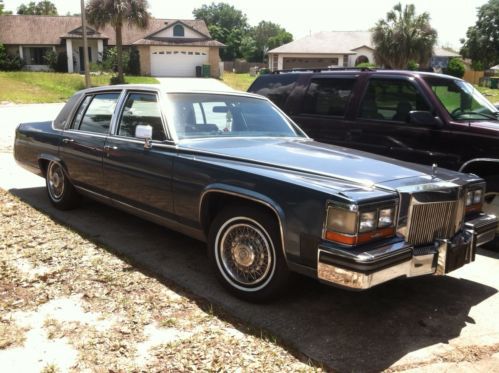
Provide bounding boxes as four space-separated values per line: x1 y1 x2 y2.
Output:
150 47 209 77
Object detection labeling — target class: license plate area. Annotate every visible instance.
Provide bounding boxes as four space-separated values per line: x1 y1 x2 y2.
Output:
443 232 474 274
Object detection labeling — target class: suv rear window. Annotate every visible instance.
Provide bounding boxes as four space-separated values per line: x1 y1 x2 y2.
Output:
248 74 300 109
302 77 356 116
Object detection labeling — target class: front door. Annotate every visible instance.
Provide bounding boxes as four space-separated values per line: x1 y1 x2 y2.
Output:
78 47 92 72
102 91 175 216
59 92 122 192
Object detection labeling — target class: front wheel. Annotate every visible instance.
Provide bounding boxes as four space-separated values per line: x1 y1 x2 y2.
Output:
208 206 289 302
46 160 79 210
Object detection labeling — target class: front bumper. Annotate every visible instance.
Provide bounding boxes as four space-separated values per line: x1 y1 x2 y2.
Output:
317 213 498 290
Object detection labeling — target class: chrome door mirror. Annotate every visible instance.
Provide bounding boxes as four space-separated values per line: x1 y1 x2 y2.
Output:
135 124 153 149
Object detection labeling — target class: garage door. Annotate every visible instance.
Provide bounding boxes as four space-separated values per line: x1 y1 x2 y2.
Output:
283 57 339 70
150 47 209 77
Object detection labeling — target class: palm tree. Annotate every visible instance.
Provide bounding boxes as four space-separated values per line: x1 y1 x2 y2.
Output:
86 0 150 84
372 3 437 69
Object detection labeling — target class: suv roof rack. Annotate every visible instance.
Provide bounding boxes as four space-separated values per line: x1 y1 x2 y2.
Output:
272 67 375 74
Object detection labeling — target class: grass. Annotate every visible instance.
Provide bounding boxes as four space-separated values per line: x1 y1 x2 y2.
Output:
221 72 257 91
476 85 499 104
0 72 159 104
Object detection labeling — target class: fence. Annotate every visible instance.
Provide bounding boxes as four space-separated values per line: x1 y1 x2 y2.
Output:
463 70 484 85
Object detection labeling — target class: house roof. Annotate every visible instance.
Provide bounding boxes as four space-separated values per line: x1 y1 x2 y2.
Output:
268 31 373 55
433 47 460 58
0 15 214 46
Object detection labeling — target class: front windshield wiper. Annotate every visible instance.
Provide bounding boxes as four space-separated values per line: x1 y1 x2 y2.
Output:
454 111 499 121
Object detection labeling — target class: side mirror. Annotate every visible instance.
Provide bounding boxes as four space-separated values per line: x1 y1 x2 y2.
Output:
135 124 153 149
409 111 443 127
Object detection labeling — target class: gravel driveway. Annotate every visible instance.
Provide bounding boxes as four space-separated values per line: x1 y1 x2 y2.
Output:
1 103 499 372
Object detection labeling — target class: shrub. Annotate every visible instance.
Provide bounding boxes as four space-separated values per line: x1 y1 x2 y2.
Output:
407 60 419 70
127 47 140 75
355 62 377 69
43 50 57 70
55 51 68 72
259 68 270 75
446 58 465 78
0 43 25 71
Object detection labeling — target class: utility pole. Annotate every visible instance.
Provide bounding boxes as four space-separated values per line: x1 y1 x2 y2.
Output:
81 0 91 88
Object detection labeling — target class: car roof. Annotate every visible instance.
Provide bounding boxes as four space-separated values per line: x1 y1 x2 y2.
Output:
78 83 264 99
271 69 462 81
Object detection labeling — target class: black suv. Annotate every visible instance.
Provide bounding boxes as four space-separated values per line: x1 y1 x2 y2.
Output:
248 68 499 245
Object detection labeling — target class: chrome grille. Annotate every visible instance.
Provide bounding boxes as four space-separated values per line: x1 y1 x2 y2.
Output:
407 201 458 246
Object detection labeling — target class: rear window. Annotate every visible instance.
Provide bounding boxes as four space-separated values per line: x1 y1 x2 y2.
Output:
302 77 356 116
248 74 300 109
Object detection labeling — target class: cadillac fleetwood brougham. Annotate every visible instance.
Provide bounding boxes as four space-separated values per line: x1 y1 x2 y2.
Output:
14 84 498 301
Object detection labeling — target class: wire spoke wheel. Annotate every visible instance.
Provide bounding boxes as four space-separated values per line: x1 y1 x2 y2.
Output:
47 161 65 201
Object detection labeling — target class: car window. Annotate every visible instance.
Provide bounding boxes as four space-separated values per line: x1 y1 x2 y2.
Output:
118 93 166 141
248 74 300 109
302 78 356 116
169 93 303 139
76 93 120 134
359 79 430 122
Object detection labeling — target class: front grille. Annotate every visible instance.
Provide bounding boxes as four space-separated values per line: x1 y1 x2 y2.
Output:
407 201 458 246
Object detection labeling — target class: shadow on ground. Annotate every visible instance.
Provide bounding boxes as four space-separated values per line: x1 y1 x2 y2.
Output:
10 186 498 371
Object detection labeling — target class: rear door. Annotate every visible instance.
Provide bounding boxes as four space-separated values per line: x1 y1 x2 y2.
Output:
102 90 176 216
60 91 122 192
289 75 357 146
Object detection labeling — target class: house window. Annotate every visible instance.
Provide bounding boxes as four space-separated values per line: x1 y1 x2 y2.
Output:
22 47 52 65
173 24 184 37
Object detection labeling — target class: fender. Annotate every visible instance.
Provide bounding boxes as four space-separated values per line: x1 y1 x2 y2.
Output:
37 153 66 178
459 158 499 173
199 183 288 262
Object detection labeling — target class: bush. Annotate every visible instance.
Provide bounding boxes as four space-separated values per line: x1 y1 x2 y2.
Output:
0 43 25 71
356 62 377 69
407 60 419 70
43 50 57 70
446 58 465 78
127 47 140 75
259 68 270 75
55 51 68 73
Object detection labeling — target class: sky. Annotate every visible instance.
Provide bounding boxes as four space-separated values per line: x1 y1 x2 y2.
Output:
3 0 489 49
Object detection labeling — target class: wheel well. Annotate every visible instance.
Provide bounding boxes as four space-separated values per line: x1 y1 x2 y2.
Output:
200 192 281 236
38 158 49 178
461 161 499 189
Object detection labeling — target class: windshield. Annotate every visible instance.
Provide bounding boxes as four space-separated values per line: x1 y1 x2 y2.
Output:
425 77 498 121
167 93 304 139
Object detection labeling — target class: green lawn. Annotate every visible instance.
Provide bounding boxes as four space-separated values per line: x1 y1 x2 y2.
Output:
476 85 499 104
0 72 159 104
221 72 257 91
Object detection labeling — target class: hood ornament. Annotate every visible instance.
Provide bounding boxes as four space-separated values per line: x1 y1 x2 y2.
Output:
432 163 438 178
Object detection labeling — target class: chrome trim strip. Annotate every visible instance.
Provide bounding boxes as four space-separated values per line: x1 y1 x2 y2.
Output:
199 188 288 262
74 186 205 242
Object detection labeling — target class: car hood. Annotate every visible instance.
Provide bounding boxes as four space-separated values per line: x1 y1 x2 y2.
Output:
179 137 446 190
468 120 499 132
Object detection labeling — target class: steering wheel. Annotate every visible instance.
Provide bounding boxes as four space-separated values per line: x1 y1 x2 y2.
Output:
450 107 463 116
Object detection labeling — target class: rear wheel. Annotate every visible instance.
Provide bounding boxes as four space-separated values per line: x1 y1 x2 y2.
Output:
46 160 79 210
208 205 289 302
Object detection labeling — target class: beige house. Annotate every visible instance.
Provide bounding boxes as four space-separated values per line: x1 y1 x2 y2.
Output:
0 15 224 77
267 31 374 71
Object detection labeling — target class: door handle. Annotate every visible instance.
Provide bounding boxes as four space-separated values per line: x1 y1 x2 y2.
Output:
62 138 74 143
103 145 118 151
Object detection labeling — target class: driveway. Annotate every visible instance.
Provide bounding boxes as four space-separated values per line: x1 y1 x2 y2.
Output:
1 103 499 371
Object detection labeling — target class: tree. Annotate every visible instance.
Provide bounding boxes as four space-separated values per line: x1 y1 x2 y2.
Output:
460 0 499 70
86 0 150 84
446 58 465 78
17 0 58 15
193 2 249 60
250 21 292 62
0 0 12 14
371 3 437 69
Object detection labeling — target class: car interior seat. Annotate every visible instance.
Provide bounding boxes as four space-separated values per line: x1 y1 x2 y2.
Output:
392 101 413 122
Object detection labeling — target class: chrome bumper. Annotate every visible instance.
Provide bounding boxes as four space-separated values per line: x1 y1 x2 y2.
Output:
317 213 498 290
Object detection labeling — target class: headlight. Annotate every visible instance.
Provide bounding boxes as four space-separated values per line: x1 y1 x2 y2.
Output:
326 207 357 235
325 202 397 246
378 208 395 228
465 187 484 214
359 211 376 232
473 189 482 204
466 191 473 206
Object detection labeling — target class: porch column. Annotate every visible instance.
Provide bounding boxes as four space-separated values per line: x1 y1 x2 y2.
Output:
66 39 73 73
97 39 104 62
18 46 23 59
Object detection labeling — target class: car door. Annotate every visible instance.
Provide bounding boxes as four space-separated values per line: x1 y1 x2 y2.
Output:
101 90 175 217
59 91 122 192
290 75 357 146
349 76 453 166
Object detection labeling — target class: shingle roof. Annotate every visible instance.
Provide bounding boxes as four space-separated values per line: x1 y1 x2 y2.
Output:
268 31 373 55
0 15 212 46
433 47 460 58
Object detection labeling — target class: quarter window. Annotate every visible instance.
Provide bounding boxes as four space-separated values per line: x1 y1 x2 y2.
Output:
359 79 430 122
75 93 120 134
303 78 356 116
118 93 166 141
